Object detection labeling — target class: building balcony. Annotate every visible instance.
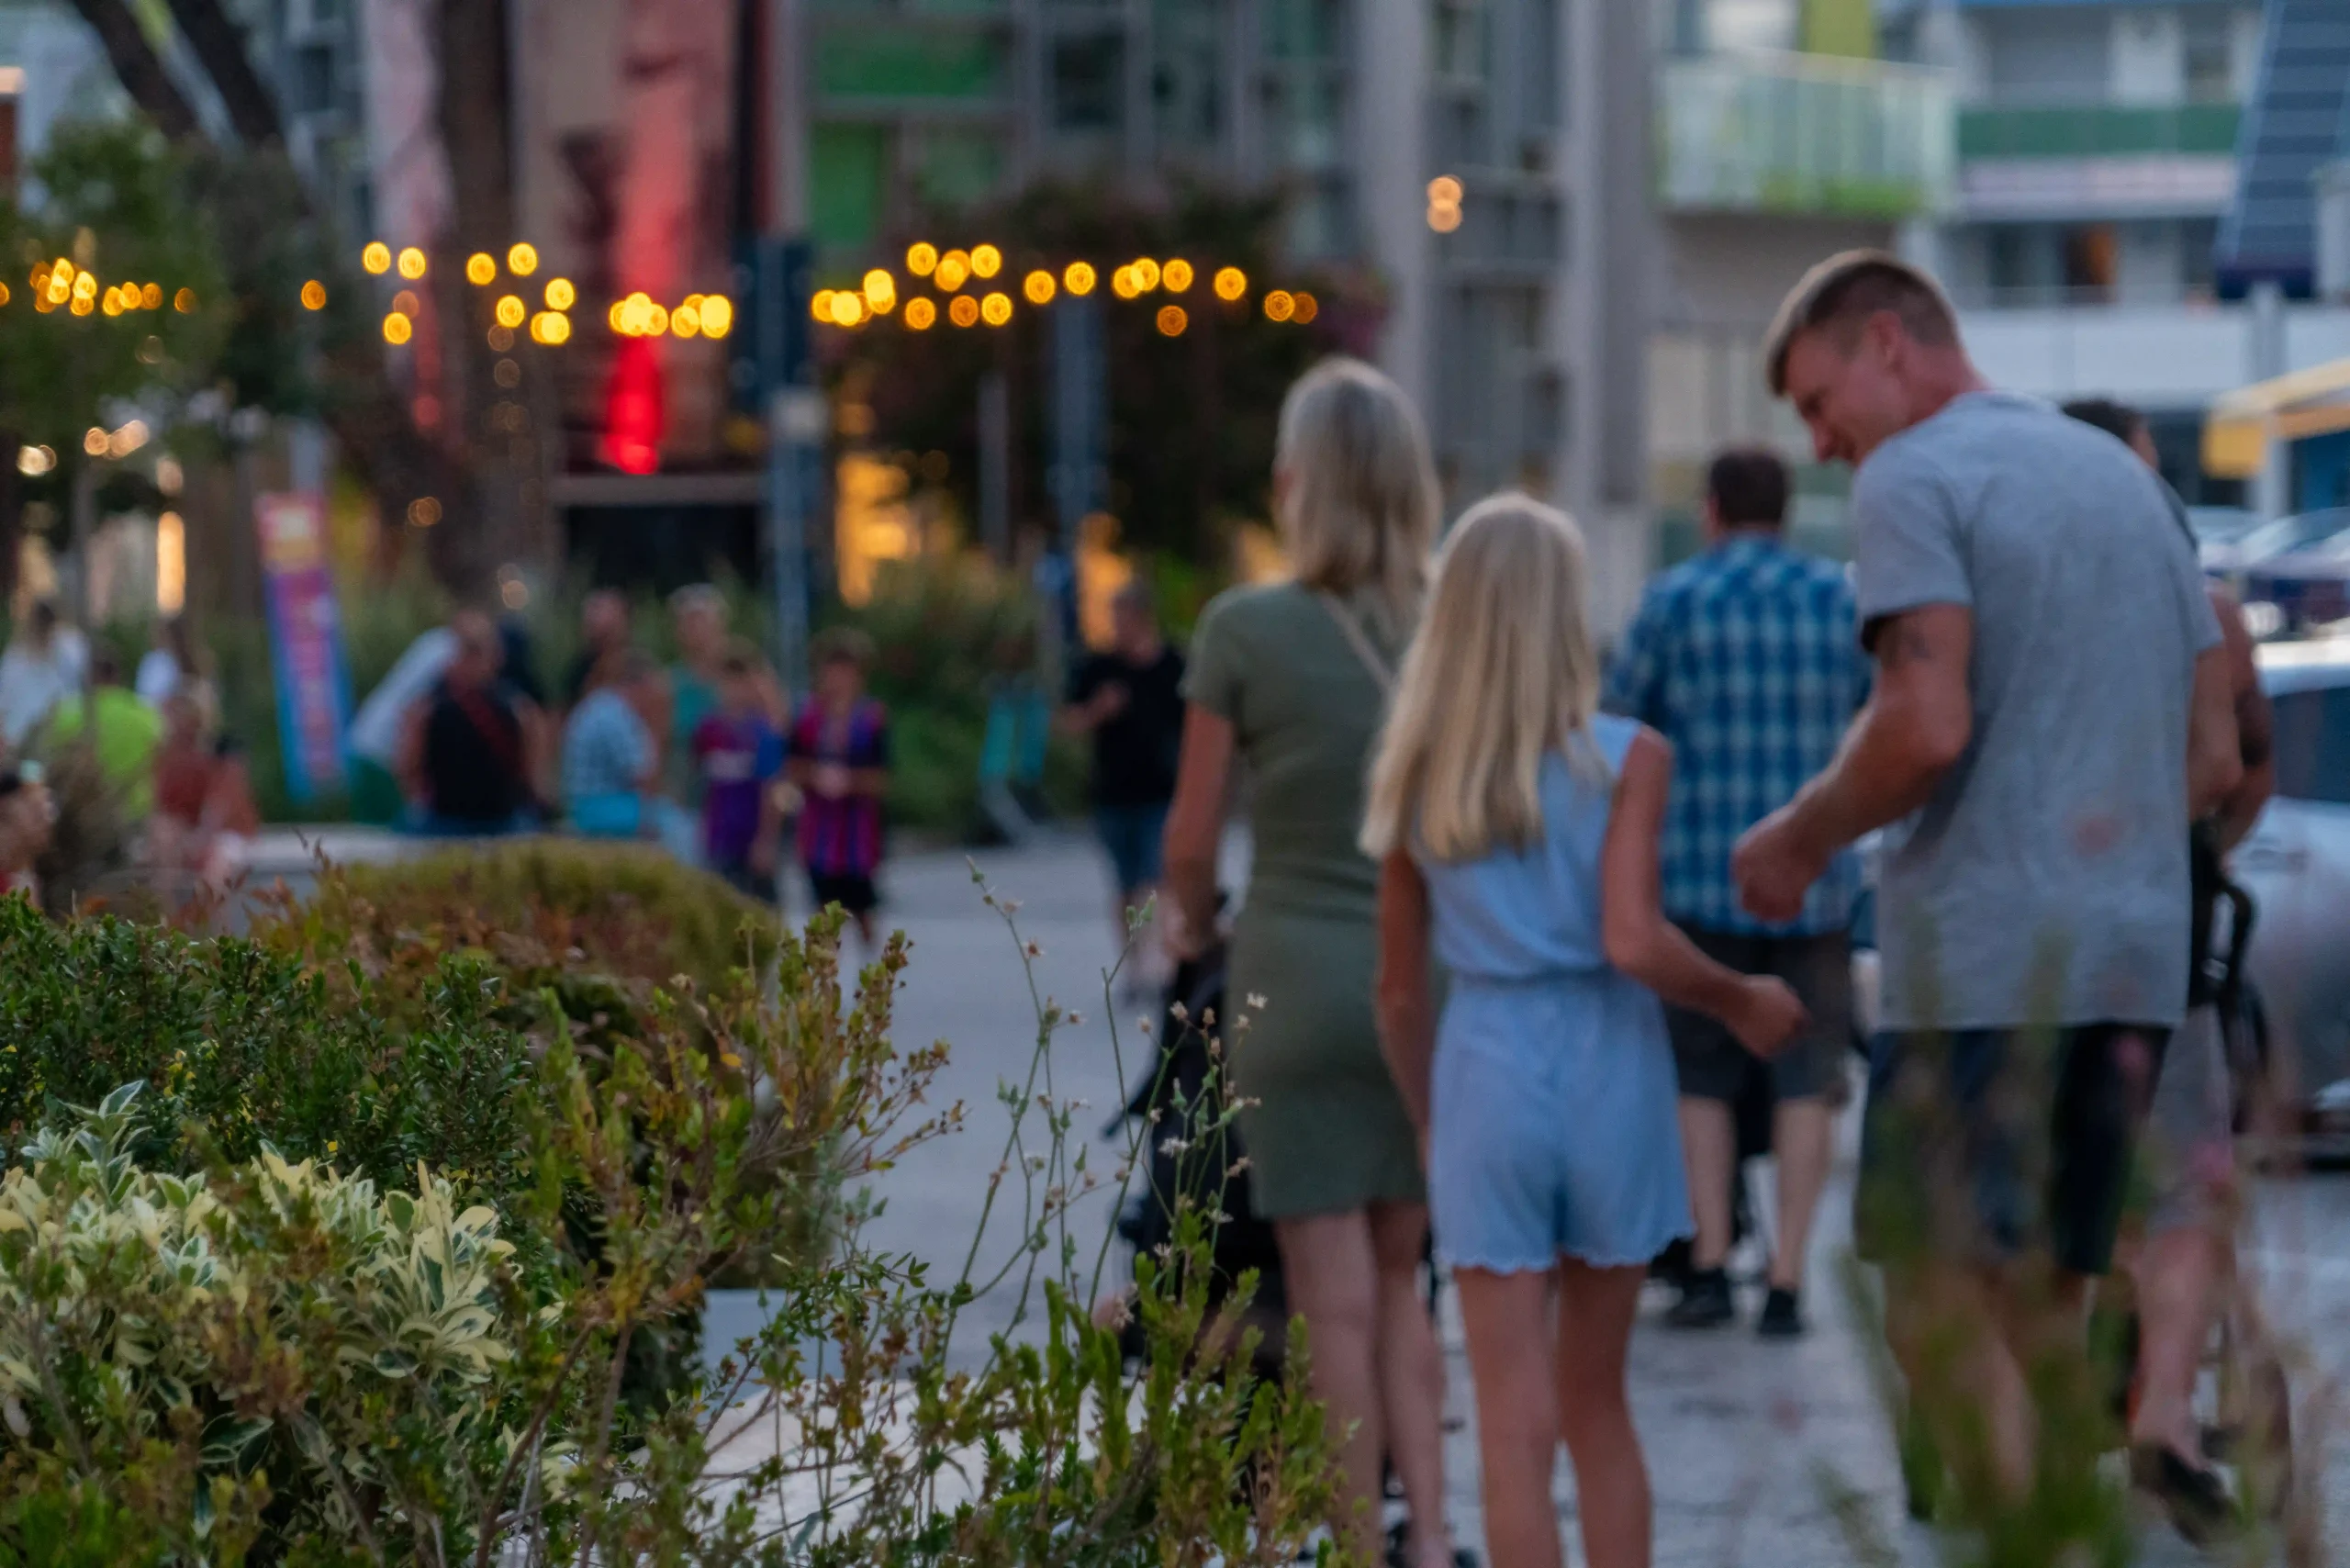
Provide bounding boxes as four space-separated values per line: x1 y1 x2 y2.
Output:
1657 50 1956 219
1958 103 2242 162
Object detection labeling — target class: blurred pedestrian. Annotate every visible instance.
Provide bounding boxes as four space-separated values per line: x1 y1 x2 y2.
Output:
1369 495 1804 1568
1734 252 2241 1500
1161 357 1454 1568
788 628 890 948
136 616 200 707
399 610 537 837
2064 395 2275 1540
1059 580 1185 991
0 601 89 750
149 683 260 885
565 588 632 708
564 650 663 839
0 767 54 895
47 646 164 821
1604 447 1869 1338
690 639 786 898
667 585 729 784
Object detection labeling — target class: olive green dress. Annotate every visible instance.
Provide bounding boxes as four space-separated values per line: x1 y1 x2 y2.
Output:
1183 581 1425 1219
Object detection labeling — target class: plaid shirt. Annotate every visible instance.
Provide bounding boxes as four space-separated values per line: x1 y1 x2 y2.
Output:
1603 534 1869 935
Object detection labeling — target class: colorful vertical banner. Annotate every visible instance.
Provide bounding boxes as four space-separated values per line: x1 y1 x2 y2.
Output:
256 493 354 802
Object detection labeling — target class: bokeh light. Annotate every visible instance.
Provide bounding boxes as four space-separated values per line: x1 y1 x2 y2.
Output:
362 242 391 274
1263 290 1295 322
495 295 527 329
1292 291 1319 324
1157 305 1188 337
906 243 937 277
671 301 702 338
1064 262 1097 297
466 253 497 286
530 311 571 345
699 297 733 337
396 246 428 279
810 289 834 324
980 292 1013 326
1428 175 1463 205
545 277 576 310
935 250 971 292
173 288 196 313
970 244 1002 279
392 289 421 317
1112 266 1139 300
383 311 414 344
1163 259 1194 292
141 283 162 309
1132 258 1161 291
904 297 937 330
507 243 539 276
301 279 328 310
864 269 897 313
829 292 864 328
1024 270 1057 305
948 296 979 328
407 497 442 528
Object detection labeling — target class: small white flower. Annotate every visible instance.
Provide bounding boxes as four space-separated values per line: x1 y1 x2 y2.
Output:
1170 1001 1190 1023
1247 992 1268 1010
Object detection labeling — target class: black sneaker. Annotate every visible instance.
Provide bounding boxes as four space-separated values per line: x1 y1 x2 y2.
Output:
2130 1442 2241 1548
1756 1286 1806 1340
1664 1267 1734 1329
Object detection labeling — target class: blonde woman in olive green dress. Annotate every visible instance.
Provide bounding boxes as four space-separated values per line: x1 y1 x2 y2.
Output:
1163 358 1456 1568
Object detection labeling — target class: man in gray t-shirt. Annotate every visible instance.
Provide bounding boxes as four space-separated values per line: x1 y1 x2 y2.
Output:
1730 250 2243 1504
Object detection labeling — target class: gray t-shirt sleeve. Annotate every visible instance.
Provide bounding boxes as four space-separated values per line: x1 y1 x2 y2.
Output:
1851 441 1971 646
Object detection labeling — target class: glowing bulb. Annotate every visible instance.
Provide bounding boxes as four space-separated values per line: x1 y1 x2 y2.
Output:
1157 305 1188 337
384 311 413 344
970 243 1002 279
101 287 125 317
466 252 498 286
173 287 196 313
1214 266 1248 302
1429 205 1461 233
1131 258 1161 291
301 279 328 310
1163 259 1193 292
141 283 162 310
979 291 1012 326
1024 270 1057 305
396 246 427 279
495 295 527 329
935 250 970 291
1428 175 1463 205
907 242 938 276
644 302 670 335
1064 262 1097 297
1292 291 1319 324
948 295 979 328
904 297 937 330
531 310 571 345
829 292 864 328
610 300 632 333
810 290 834 324
863 269 897 312
507 243 539 275
362 241 391 274
71 271 95 300
620 292 655 336
699 296 733 338
544 277 576 310
671 302 701 338
1263 290 1295 322
1112 267 1138 300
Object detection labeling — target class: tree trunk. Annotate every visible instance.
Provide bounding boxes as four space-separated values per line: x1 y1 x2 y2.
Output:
162 0 285 148
60 0 202 143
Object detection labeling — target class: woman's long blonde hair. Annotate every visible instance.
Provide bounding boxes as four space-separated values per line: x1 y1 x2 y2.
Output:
1275 358 1439 636
1361 494 1606 863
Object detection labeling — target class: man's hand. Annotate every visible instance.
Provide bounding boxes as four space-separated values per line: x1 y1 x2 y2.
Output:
1727 975 1807 1058
1732 805 1829 925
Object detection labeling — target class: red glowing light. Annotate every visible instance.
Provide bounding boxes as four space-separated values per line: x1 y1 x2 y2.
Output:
599 336 665 474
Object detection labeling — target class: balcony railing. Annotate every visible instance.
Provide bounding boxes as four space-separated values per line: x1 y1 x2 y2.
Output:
1658 50 1957 219
1958 103 2243 161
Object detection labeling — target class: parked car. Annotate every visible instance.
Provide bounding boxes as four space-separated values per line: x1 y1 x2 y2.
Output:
2234 638 2350 1161
2243 528 2350 636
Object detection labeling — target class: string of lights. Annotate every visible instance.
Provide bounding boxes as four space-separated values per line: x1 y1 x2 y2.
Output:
808 245 1322 337
20 258 200 318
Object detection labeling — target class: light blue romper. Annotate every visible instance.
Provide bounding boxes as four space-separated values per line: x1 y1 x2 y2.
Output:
1416 714 1695 1273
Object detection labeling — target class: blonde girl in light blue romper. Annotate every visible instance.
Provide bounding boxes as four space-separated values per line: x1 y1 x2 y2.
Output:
1364 495 1807 1568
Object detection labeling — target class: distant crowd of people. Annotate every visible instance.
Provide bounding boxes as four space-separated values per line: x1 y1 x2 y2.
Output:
386 586 891 941
0 604 259 890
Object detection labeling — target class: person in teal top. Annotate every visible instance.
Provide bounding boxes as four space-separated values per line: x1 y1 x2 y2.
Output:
1366 496 1804 1568
46 646 163 820
666 585 727 809
1164 358 1458 1568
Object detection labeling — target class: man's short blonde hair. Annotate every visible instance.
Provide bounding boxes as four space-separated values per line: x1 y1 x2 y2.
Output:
1762 250 1960 397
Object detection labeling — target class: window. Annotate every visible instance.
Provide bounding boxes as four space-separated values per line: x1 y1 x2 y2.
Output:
293 44 335 115
2268 687 2350 805
2183 13 2232 102
1050 32 1125 132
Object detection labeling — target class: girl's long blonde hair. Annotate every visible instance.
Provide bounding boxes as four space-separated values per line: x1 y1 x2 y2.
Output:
1361 494 1606 864
1275 357 1439 636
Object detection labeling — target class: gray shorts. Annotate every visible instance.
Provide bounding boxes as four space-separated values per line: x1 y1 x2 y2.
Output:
1662 925 1852 1104
2143 1004 2236 1236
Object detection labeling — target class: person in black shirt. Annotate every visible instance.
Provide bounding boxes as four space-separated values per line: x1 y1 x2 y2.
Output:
399 610 541 835
1061 582 1186 975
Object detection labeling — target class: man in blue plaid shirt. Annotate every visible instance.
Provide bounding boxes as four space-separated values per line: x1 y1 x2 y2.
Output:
1604 447 1869 1338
